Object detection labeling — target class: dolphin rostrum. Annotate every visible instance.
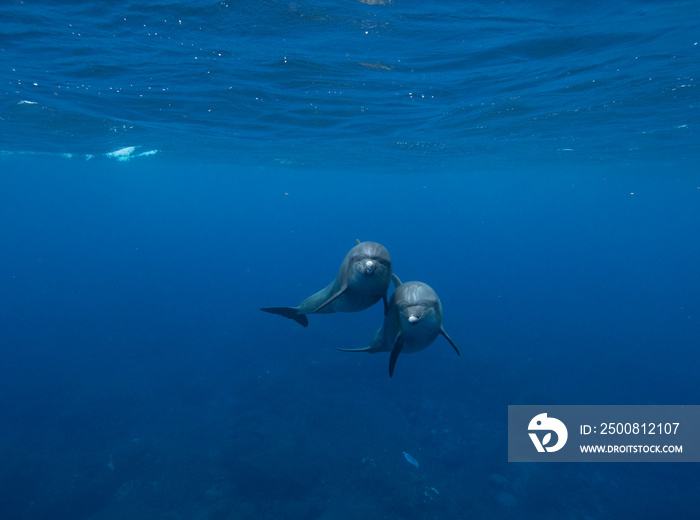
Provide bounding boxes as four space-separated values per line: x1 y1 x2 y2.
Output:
261 240 392 327
338 274 459 377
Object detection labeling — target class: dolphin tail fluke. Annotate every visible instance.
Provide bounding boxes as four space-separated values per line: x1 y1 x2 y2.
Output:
260 307 309 327
336 346 373 353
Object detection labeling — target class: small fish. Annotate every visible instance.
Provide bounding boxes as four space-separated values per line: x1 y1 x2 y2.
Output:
403 451 419 468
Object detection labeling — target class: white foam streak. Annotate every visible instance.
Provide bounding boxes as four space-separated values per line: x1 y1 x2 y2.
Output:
105 146 158 161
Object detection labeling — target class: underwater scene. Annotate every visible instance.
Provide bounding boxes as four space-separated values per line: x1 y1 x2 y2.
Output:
1 1 699 519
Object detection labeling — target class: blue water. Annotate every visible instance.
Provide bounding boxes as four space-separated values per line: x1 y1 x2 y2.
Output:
1 1 699 518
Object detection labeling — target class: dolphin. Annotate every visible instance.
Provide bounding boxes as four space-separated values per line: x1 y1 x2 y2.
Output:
261 240 392 327
338 274 459 377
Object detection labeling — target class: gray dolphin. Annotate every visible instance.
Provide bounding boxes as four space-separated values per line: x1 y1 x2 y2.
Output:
261 240 392 327
338 274 459 377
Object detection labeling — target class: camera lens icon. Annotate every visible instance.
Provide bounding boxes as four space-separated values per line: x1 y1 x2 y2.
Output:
528 413 568 453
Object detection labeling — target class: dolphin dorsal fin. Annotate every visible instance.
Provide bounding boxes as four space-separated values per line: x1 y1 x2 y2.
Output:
391 273 402 287
355 239 361 245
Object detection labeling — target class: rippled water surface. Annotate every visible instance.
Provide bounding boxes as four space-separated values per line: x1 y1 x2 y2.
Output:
1 1 699 519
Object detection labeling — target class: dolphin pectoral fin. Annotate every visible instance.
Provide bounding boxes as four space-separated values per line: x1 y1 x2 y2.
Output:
306 284 347 314
260 307 309 327
383 294 389 315
391 273 402 287
388 334 404 378
355 238 361 245
440 327 460 355
336 346 373 353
